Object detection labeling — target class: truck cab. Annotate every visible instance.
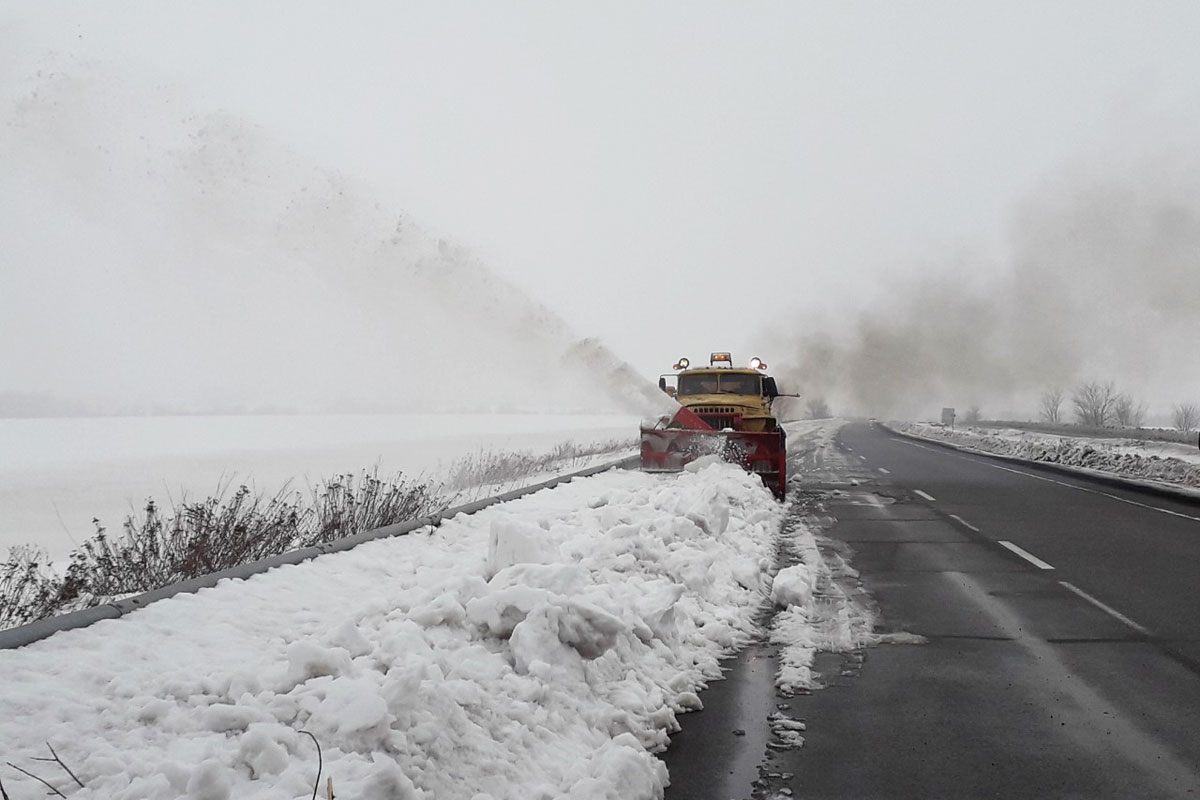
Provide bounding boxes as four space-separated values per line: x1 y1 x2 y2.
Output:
658 353 781 432
644 352 789 498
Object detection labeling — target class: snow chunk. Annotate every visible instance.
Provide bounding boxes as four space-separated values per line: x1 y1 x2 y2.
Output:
683 454 725 473
634 583 685 641
186 760 233 800
553 599 626 658
509 605 585 678
362 755 425 799
771 565 817 608
326 619 373 657
202 702 261 733
285 640 355 686
236 725 291 779
486 514 555 577
569 733 668 799
308 676 391 739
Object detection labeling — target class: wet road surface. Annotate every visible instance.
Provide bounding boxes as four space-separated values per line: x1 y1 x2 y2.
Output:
663 421 1200 799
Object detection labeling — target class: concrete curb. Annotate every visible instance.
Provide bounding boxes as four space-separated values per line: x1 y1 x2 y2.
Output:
880 424 1200 507
0 453 640 651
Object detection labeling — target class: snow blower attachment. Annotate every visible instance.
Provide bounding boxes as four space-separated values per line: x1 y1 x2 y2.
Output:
641 352 789 499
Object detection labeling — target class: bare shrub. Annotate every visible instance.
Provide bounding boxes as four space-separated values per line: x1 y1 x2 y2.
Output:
441 438 633 495
0 546 61 629
308 470 444 546
805 397 832 419
42 486 311 616
1 438 635 630
1072 381 1117 427
964 405 982 424
1174 403 1200 435
1113 393 1148 429
1038 387 1064 423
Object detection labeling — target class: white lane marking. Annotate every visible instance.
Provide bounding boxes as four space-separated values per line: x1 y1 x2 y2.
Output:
998 540 1055 570
896 439 939 453
878 467 890 474
893 434 1200 524
947 513 980 532
1058 581 1151 635
913 489 937 502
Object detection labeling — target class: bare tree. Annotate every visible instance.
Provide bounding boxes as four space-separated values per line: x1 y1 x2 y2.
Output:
1174 403 1200 435
1072 381 1117 427
1113 393 1148 429
964 405 982 424
805 396 832 419
1039 387 1065 423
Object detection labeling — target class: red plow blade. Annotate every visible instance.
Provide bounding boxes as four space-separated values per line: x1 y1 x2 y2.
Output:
640 425 787 499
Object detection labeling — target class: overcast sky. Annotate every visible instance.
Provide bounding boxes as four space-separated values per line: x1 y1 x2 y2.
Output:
3 3 1199 416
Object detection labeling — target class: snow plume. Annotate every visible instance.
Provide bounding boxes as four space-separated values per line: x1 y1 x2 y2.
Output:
768 158 1200 419
0 58 660 416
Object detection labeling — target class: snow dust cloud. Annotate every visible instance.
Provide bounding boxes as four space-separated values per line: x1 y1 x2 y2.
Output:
767 158 1200 421
0 59 663 417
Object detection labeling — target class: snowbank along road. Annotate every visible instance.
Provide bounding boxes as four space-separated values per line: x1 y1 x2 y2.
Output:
896 421 1200 494
665 419 1200 799
0 455 789 799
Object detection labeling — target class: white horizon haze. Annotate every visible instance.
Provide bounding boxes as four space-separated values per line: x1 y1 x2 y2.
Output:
3 2 1199 419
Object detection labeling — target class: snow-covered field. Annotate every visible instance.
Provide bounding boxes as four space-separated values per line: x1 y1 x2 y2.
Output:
0 459 782 800
896 422 1200 491
0 414 637 558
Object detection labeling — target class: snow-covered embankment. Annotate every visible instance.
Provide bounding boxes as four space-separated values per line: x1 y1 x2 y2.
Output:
0 459 783 799
895 422 1200 493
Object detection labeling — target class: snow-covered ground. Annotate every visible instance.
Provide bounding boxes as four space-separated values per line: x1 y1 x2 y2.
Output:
0 413 637 557
0 459 783 799
897 422 1200 491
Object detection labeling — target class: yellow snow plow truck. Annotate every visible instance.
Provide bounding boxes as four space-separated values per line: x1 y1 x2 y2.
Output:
640 352 788 499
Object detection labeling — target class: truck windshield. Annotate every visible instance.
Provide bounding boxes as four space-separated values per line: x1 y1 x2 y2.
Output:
677 373 762 396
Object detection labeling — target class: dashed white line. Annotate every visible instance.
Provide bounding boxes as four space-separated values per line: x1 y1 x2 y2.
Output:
913 489 937 502
895 439 939 453
947 513 980 532
877 467 890 475
1058 581 1150 635
998 540 1055 570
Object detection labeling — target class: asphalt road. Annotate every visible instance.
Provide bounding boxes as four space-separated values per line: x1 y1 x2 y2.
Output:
663 421 1200 799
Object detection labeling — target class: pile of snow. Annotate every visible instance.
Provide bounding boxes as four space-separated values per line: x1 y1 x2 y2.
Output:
0 461 783 799
898 423 1200 490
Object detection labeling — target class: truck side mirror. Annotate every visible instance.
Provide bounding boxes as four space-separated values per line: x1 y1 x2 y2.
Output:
763 377 779 398
658 377 668 393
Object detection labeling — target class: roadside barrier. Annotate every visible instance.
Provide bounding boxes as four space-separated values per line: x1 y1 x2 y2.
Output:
0 454 639 650
881 424 1200 506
